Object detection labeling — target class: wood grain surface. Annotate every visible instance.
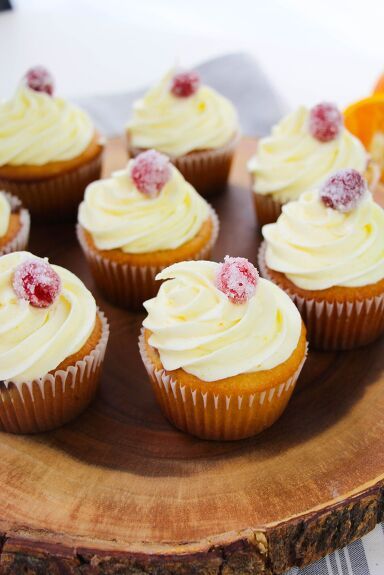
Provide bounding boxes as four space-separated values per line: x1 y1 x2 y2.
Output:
0 138 383 575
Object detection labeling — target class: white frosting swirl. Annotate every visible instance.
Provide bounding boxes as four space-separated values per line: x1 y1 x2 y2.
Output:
263 190 384 290
0 252 97 383
127 72 238 156
248 106 368 202
78 162 210 253
0 192 10 238
143 260 302 382
0 86 94 166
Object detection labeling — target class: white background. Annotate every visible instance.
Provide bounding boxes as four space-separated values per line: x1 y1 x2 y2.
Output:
0 0 383 109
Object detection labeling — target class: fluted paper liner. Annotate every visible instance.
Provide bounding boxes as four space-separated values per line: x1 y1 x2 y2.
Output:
77 207 219 311
128 135 239 198
258 243 384 351
0 310 109 434
252 192 283 227
139 329 307 441
0 193 30 255
0 150 103 222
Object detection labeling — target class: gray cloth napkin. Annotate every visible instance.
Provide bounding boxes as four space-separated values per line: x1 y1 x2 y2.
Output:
77 52 286 138
78 52 381 575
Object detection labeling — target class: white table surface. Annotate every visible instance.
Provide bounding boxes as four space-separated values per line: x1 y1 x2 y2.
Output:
1 0 383 109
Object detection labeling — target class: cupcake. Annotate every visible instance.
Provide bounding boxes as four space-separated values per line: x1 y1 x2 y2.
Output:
77 150 219 310
248 102 378 227
0 191 30 255
139 257 307 441
0 66 104 221
259 169 384 350
126 70 239 197
0 252 109 434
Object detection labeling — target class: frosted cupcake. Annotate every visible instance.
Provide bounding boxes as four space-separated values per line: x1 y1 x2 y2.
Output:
0 66 104 220
78 150 219 310
140 257 307 440
0 252 109 434
0 191 30 255
126 70 239 197
248 102 377 226
259 169 384 350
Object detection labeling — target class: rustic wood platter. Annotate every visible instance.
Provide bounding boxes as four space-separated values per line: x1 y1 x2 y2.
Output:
0 137 383 575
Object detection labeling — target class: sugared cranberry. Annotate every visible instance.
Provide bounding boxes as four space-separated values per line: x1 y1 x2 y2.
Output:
131 150 171 198
309 102 342 142
320 169 367 212
13 259 61 308
215 256 259 304
23 66 54 95
170 71 200 98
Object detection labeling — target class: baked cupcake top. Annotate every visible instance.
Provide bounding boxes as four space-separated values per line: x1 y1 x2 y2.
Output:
127 70 238 156
143 257 302 382
0 66 94 167
262 169 384 290
0 251 96 384
78 150 210 254
248 103 368 202
0 192 11 237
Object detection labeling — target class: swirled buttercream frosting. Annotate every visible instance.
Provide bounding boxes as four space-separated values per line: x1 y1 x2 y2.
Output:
78 161 210 253
0 86 94 166
127 71 238 156
248 106 368 202
0 252 96 383
143 260 302 381
262 189 384 290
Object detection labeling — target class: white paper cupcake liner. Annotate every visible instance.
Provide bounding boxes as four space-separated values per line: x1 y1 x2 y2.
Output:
139 328 307 440
0 193 30 255
258 243 384 350
252 191 283 227
0 149 103 222
0 310 109 434
77 207 219 310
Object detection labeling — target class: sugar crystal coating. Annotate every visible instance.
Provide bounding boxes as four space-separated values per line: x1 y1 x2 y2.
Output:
320 168 367 212
23 66 54 96
215 256 259 304
170 71 200 98
13 259 61 308
131 150 172 198
309 102 342 142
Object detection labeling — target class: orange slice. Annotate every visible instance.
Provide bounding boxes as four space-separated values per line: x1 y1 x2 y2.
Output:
344 95 384 181
373 73 384 94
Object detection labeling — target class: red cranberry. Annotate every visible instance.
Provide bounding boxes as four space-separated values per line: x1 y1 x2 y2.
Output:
320 169 367 212
23 66 54 96
131 150 171 198
13 259 61 308
215 256 259 304
170 71 200 98
309 102 342 142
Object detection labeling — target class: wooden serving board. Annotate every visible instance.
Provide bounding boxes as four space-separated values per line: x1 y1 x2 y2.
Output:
0 138 384 575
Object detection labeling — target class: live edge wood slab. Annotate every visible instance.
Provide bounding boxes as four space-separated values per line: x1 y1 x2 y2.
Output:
0 138 383 575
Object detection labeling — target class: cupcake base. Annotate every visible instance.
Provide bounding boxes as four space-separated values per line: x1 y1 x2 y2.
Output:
139 327 307 441
0 311 109 434
258 242 384 351
0 140 103 222
77 209 219 311
0 193 30 255
252 191 283 227
127 135 239 198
